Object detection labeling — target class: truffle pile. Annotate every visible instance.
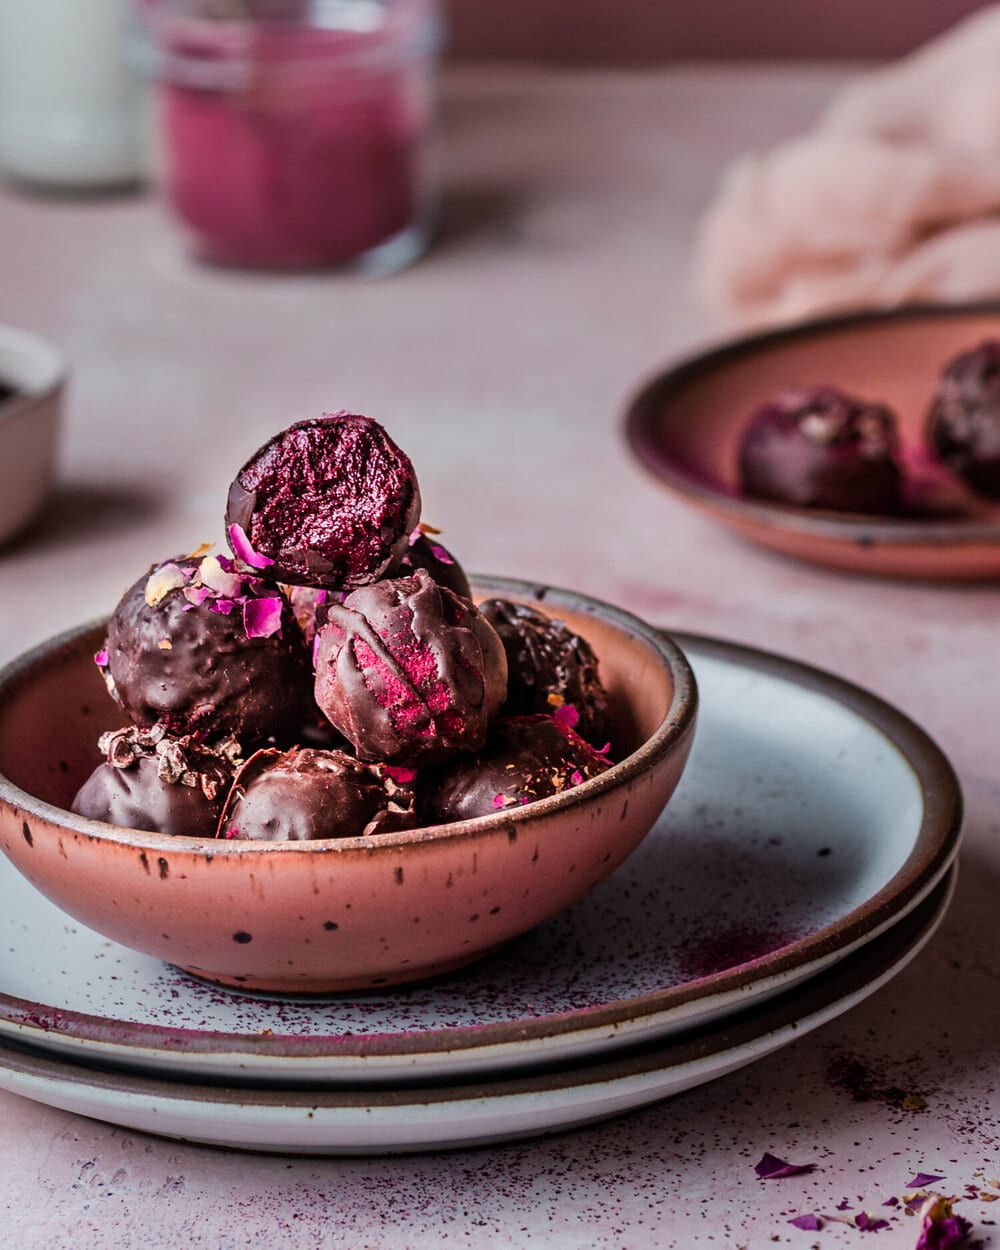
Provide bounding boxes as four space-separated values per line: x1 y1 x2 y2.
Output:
73 413 612 840
738 340 1000 515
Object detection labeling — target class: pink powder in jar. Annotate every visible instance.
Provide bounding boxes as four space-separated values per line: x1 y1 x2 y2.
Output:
136 1 439 270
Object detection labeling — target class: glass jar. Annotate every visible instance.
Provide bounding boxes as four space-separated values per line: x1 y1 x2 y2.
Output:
131 0 441 273
0 0 147 189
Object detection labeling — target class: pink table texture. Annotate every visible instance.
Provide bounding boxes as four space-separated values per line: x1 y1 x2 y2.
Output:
1 65 998 1249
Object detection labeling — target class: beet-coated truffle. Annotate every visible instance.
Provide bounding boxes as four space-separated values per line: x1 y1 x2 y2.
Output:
313 568 508 766
226 413 422 589
739 385 902 514
71 725 237 837
419 714 612 824
927 340 1000 496
218 746 415 842
103 553 312 745
399 531 472 600
479 599 609 744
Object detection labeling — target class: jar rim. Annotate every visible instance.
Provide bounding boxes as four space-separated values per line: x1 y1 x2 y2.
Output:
129 0 442 88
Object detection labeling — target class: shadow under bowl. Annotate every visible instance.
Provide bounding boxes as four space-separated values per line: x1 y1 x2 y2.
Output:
0 577 697 994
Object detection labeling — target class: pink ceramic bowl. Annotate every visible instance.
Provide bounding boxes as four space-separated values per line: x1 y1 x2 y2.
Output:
0 577 696 994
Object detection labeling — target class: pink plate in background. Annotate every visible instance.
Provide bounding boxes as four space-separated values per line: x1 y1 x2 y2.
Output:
625 303 1000 578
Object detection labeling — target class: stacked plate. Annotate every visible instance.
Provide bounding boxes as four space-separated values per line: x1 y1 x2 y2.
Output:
0 634 961 1154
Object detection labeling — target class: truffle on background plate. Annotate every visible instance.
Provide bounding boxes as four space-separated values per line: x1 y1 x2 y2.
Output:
739 385 902 514
927 339 1000 496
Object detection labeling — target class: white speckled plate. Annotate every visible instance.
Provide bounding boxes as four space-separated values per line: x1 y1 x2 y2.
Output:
0 635 960 1085
0 872 953 1154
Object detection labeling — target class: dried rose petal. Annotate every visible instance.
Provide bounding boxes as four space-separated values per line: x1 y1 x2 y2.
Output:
909 1174 946 1189
144 562 190 607
197 554 244 598
243 596 284 639
855 1212 889 1232
94 648 109 667
228 522 275 570
915 1195 972 1249
788 1215 822 1231
754 1152 816 1180
553 702 581 730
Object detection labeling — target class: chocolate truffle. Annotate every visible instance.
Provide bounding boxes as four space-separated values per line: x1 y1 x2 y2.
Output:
479 599 609 744
927 341 1000 496
420 714 612 824
103 553 312 745
71 725 236 837
739 385 902 513
399 532 472 600
226 413 422 589
218 747 415 841
313 568 508 766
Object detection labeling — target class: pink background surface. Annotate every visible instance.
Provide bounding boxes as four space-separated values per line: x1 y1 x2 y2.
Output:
1 58 999 1250
448 0 990 61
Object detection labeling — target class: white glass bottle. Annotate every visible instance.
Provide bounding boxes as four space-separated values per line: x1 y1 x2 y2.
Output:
0 0 147 188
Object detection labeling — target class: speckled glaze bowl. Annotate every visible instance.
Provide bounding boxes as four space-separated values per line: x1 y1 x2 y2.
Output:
0 578 696 994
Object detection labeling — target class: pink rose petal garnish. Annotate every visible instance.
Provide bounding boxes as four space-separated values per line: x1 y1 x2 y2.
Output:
553 703 580 729
909 1174 946 1189
209 598 235 616
883 1197 900 1208
93 648 108 667
915 1196 972 1250
184 584 212 606
243 596 283 639
788 1215 822 1231
430 544 455 565
855 1212 889 1232
228 522 274 570
570 769 584 786
755 1153 817 1180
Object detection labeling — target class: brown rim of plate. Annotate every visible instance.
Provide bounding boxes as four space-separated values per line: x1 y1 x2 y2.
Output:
0 630 962 1065
624 300 1000 547
0 871 953 1116
0 575 698 856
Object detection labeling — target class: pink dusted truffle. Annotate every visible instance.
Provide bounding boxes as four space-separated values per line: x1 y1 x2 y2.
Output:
225 413 421 590
313 568 508 766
